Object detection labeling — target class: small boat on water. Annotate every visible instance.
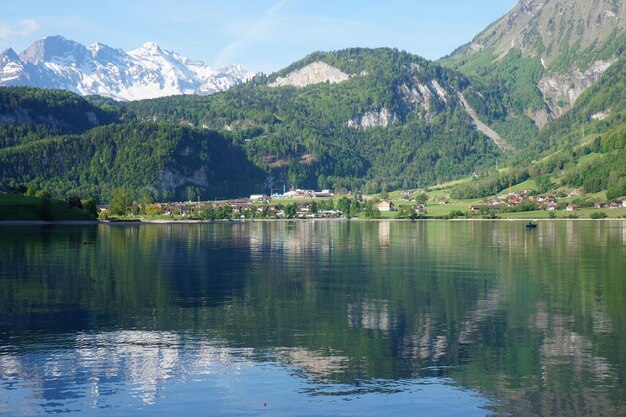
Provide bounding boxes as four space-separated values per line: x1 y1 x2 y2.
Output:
525 221 538 228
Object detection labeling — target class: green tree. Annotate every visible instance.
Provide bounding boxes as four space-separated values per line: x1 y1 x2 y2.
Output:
110 187 134 216
83 197 98 218
285 203 297 218
25 185 37 196
415 193 429 204
35 191 52 220
349 200 361 217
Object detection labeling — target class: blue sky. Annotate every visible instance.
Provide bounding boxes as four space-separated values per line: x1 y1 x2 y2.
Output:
1 0 518 73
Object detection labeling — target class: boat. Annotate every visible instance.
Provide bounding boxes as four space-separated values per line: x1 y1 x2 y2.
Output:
525 221 538 228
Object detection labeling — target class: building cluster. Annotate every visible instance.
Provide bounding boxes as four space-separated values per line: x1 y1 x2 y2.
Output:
376 200 427 215
267 189 334 200
469 190 626 214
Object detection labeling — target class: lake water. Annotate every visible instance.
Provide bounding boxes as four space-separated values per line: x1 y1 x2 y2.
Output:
0 220 625 416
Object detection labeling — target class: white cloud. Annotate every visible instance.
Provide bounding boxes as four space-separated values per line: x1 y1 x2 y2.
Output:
0 18 40 40
215 0 290 66
215 0 386 70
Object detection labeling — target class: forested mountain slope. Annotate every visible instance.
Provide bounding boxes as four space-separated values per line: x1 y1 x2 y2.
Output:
0 88 263 201
122 48 521 193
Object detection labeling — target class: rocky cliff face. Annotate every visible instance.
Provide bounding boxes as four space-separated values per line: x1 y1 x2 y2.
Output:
269 61 350 88
464 0 624 69
0 36 254 101
346 108 398 129
448 0 625 120
537 59 615 117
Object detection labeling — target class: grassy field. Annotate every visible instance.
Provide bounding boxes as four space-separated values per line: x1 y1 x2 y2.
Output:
0 194 94 221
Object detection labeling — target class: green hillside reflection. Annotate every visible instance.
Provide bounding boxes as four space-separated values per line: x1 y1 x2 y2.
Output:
0 221 624 416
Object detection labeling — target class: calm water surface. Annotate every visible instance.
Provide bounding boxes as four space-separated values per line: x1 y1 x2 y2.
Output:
0 221 625 416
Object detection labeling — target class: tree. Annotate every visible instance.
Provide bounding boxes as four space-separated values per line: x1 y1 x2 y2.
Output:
415 192 429 204
35 191 52 220
68 196 83 210
349 200 360 217
285 203 297 218
110 187 134 216
317 174 327 190
83 197 98 218
35 190 51 200
25 185 37 196
335 197 351 215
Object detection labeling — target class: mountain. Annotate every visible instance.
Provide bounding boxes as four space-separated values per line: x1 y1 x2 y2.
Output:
122 48 518 193
444 0 625 125
1 2 624 202
0 87 264 200
0 36 254 101
0 48 515 199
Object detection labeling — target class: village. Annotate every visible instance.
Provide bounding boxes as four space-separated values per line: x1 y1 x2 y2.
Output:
96 185 626 221
466 190 626 215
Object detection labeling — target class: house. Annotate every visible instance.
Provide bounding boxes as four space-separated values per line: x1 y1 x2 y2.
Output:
609 202 622 209
469 205 483 214
595 201 607 209
566 204 578 211
414 204 427 215
546 201 558 211
249 194 267 202
377 200 395 212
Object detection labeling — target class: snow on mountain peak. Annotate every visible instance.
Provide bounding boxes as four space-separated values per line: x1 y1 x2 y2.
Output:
1 36 254 101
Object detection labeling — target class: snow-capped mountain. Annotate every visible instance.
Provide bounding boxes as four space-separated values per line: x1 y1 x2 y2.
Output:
0 35 255 101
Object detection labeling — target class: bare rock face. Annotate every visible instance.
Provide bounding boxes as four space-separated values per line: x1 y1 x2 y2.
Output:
347 108 398 130
466 0 625 69
538 60 615 117
525 108 552 128
397 77 449 120
451 0 625 119
269 61 350 88
457 93 513 151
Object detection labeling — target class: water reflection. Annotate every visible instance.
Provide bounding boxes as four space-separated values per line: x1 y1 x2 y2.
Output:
0 221 624 416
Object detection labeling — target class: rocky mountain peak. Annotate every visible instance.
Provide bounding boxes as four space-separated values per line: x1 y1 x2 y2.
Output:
0 48 20 63
448 0 625 123
19 35 88 65
0 36 254 101
467 0 625 69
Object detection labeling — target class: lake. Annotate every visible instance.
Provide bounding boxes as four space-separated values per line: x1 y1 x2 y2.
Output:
0 220 625 416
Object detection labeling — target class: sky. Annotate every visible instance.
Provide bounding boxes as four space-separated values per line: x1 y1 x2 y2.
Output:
1 0 518 73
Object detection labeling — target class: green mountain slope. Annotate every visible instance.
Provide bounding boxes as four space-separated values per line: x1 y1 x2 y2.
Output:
0 87 119 148
444 0 625 124
1 2 624 203
122 48 523 193
450 55 626 201
1 123 265 201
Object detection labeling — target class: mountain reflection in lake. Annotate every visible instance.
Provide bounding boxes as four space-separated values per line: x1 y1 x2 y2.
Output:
0 221 624 416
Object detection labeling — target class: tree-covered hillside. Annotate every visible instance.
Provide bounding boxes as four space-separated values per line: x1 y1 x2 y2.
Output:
0 87 119 148
0 122 265 201
450 55 626 201
0 44 623 204
121 48 516 193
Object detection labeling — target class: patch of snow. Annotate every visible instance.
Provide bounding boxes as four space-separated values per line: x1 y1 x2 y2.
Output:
0 36 254 101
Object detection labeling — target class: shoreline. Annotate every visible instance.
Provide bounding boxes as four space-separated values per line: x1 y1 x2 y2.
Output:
0 217 624 226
